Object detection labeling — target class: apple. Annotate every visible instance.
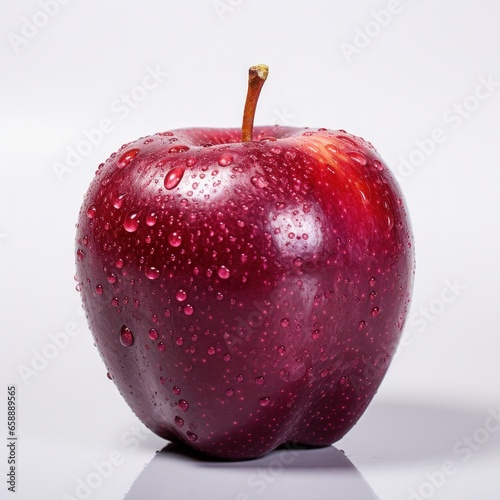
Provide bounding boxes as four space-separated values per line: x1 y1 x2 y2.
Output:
75 65 414 459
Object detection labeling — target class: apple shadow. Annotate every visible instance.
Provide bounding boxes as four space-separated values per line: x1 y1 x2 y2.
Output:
124 443 380 500
337 398 499 466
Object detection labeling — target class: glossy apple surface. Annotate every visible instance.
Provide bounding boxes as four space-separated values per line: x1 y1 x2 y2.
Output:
75 125 414 459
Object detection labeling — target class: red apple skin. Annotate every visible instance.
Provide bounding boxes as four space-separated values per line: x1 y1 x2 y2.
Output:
75 126 414 460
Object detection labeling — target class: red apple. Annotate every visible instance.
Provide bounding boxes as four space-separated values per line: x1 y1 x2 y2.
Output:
75 65 414 459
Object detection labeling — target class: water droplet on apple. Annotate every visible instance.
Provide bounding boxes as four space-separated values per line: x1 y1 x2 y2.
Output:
339 376 347 386
159 376 166 385
251 176 267 189
95 284 103 295
278 346 286 355
218 154 233 166
369 291 377 300
293 257 303 267
118 148 139 168
207 346 216 355
107 274 117 284
217 266 230 279
86 206 97 219
175 416 184 427
186 431 197 442
347 151 367 166
123 212 140 232
76 249 85 261
373 159 384 171
255 376 265 385
178 399 189 411
115 259 124 269
145 212 157 226
120 326 134 347
325 144 339 156
259 397 270 407
371 307 380 317
176 290 187 302
320 369 329 378
183 304 194 315
311 330 320 340
223 353 231 361
186 156 198 167
145 267 160 280
168 232 182 247
113 194 126 209
176 337 184 346
157 342 165 352
164 166 185 190
149 328 158 340
226 388 234 396
173 386 181 395
358 320 366 331
280 318 289 327
168 145 190 153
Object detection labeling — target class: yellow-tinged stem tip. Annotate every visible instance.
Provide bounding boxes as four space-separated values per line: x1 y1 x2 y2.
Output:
250 64 269 81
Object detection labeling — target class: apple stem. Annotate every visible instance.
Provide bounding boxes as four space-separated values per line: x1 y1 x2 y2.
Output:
241 65 269 142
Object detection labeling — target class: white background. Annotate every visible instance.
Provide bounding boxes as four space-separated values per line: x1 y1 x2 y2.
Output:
1 1 499 499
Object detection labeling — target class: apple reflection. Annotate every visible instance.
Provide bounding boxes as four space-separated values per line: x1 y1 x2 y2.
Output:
125 444 379 500
269 203 324 259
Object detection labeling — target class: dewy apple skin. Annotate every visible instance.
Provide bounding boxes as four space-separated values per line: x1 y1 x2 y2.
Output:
75 65 415 459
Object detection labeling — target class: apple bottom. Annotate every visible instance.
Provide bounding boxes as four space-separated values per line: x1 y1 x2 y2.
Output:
90 285 398 460
119 356 381 460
